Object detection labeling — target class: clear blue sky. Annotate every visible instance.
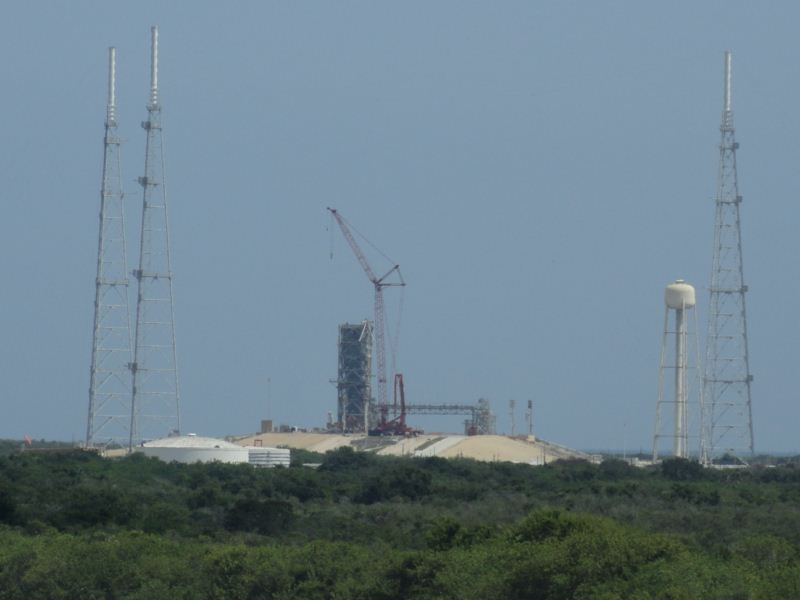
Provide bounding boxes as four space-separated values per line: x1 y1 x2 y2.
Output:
1 2 799 452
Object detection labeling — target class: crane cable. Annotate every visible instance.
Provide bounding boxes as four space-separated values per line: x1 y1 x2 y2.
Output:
387 285 405 377
328 211 335 260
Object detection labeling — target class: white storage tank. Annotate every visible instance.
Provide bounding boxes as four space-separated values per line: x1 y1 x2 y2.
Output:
247 446 291 468
139 435 249 464
665 280 696 309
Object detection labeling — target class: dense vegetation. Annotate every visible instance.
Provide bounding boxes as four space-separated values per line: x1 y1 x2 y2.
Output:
2 445 800 598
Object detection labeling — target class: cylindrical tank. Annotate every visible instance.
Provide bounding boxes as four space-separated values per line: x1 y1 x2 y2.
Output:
663 280 695 459
139 435 249 464
247 447 291 468
665 280 696 310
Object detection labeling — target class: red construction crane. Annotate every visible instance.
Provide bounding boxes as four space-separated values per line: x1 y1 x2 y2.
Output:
370 372 418 436
328 208 405 428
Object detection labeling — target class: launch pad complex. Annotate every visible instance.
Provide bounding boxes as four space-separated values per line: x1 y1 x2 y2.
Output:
84 29 754 463
334 321 495 438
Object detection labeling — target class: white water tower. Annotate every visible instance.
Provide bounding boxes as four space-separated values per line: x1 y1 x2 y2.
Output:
653 280 702 460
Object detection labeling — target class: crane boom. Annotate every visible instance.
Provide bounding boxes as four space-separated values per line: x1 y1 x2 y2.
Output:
327 207 405 421
328 208 378 284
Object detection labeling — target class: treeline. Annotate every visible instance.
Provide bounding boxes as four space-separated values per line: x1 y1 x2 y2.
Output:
3 509 799 599
1 446 800 597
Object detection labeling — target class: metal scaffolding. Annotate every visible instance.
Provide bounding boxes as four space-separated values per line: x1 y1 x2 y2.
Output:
337 321 373 432
86 48 134 448
703 51 754 461
404 399 496 435
130 26 181 447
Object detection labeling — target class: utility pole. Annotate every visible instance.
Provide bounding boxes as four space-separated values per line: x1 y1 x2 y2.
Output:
509 399 516 436
526 400 533 436
703 51 754 461
86 48 134 448
130 26 181 447
266 376 271 419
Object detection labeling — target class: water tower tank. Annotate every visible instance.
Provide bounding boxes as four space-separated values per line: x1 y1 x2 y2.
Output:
665 280 696 309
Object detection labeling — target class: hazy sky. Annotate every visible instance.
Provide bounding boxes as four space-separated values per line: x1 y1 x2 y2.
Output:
2 2 799 452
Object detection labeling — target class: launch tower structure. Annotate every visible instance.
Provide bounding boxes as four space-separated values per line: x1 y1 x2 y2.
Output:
86 48 134 448
337 321 374 432
130 26 181 447
703 51 754 460
328 207 405 431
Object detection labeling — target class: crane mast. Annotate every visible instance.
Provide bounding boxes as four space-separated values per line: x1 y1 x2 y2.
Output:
328 208 405 423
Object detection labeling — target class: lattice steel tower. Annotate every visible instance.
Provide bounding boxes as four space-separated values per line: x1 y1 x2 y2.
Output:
703 51 754 459
337 321 374 433
86 48 134 448
130 26 181 446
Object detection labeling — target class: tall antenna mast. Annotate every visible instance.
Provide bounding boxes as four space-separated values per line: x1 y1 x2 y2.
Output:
703 50 754 460
86 47 134 448
149 25 159 108
130 26 181 447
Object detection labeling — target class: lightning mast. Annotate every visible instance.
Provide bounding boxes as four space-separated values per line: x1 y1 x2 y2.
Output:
328 208 405 429
86 48 134 448
703 51 754 460
130 26 181 447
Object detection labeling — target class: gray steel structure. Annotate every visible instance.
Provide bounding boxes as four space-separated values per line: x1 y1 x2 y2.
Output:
525 400 533 436
86 48 134 448
703 51 754 460
469 398 496 435
130 26 181 447
404 400 496 435
337 321 373 432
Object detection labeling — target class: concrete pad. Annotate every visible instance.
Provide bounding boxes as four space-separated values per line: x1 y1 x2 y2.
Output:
231 432 587 464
